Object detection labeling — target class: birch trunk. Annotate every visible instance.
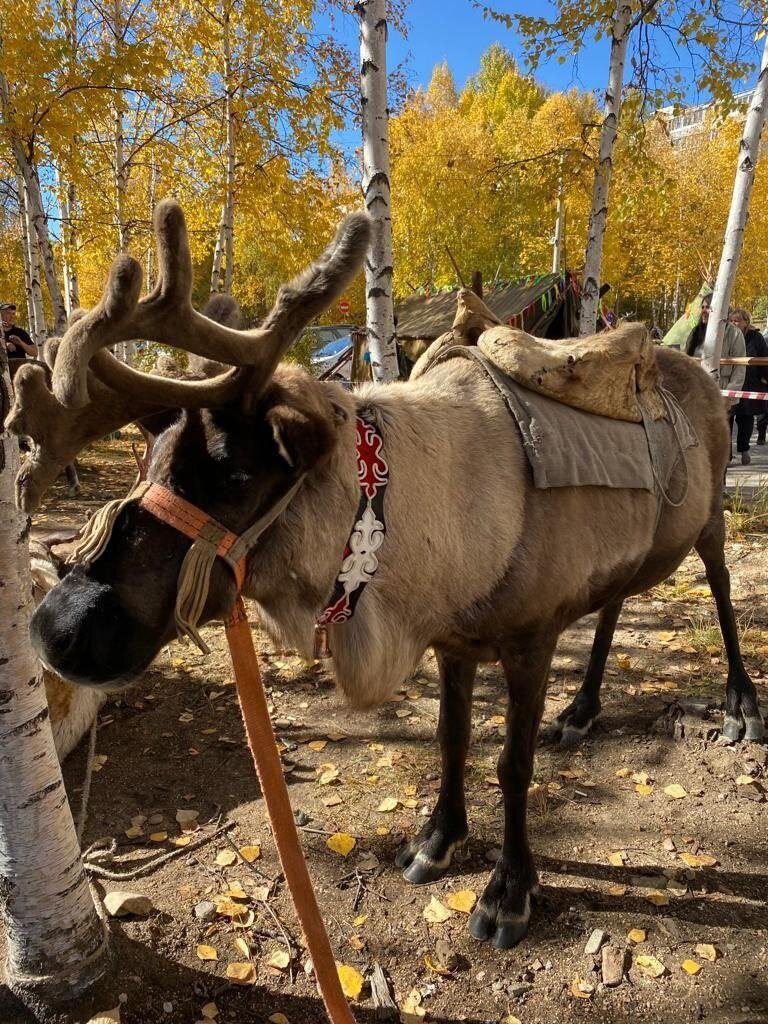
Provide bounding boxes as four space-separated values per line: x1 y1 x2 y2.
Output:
552 155 565 275
146 161 158 290
701 33 768 376
210 213 226 295
579 0 632 337
20 175 47 347
18 180 39 342
357 0 398 381
222 6 236 295
113 0 129 253
0 352 109 1001
56 165 80 315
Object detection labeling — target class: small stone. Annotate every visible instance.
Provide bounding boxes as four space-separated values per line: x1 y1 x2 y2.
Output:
508 983 532 998
530 958 545 972
585 928 608 956
193 901 217 922
601 945 626 987
662 837 676 852
103 891 154 918
293 809 311 826
163 1003 173 1014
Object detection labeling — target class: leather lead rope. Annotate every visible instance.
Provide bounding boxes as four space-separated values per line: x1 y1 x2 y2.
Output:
224 597 357 1024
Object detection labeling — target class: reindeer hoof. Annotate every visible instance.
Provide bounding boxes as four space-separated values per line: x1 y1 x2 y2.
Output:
541 698 598 748
744 714 765 742
396 818 467 885
469 863 537 949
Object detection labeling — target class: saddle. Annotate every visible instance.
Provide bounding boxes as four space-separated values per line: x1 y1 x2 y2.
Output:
412 290 667 423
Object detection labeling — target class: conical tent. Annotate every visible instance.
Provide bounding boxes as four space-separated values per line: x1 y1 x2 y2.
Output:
662 283 712 349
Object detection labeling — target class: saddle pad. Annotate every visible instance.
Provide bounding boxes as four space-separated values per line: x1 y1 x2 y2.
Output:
432 347 698 492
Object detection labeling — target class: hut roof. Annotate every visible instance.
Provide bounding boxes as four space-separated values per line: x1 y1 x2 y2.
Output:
395 273 571 342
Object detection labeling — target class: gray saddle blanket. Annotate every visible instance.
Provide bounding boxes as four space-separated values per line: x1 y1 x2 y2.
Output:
431 347 699 494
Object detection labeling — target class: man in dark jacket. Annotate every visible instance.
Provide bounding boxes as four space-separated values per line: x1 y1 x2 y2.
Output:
729 308 768 464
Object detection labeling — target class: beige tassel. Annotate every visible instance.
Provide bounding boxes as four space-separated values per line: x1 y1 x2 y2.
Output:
174 538 220 654
67 482 150 566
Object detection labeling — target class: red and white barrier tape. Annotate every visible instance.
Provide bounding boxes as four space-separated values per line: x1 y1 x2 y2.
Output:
721 389 768 400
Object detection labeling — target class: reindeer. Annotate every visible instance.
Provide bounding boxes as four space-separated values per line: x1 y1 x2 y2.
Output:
7 202 762 950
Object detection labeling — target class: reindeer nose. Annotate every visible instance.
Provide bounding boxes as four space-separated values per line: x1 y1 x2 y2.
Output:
30 569 137 686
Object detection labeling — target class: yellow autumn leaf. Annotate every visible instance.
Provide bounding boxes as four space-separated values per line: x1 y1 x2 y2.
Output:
635 783 654 796
268 1015 289 1024
225 882 248 899
424 955 451 976
318 764 340 786
264 948 290 971
607 884 628 896
226 962 257 985
353 914 368 926
400 989 425 1021
627 928 646 944
171 835 192 847
636 954 666 977
336 963 364 1000
377 797 399 813
570 974 594 999
664 784 688 800
238 845 261 863
616 654 632 670
201 1003 218 1020
124 826 143 839
423 896 453 923
615 767 631 778
233 936 250 957
308 740 328 752
736 775 757 786
681 959 702 975
326 833 356 857
446 890 477 914
501 1017 522 1024
695 943 719 962
215 849 238 867
149 832 168 843
679 852 718 868
196 945 218 961
646 891 670 906
609 850 628 867
215 899 248 919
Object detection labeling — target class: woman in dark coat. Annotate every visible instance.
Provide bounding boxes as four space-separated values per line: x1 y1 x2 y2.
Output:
729 308 768 464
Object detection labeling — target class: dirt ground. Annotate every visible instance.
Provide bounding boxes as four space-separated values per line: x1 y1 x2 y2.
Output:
2 437 767 1024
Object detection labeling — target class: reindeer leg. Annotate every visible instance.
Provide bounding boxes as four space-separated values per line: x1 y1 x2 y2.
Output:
64 462 81 497
695 516 764 742
542 599 623 747
469 635 554 949
396 650 476 884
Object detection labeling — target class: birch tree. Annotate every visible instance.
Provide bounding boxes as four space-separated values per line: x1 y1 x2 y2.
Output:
19 175 48 347
0 353 109 1001
357 0 399 381
700 31 768 377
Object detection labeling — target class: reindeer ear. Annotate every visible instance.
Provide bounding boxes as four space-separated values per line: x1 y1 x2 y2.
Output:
266 403 336 472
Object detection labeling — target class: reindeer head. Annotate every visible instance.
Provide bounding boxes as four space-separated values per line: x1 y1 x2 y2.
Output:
10 201 371 686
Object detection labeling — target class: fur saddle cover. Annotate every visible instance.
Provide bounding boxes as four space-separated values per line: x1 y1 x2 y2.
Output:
413 289 666 423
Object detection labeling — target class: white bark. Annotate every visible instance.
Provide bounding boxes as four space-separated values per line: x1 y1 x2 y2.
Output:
552 155 565 275
357 0 398 381
0 357 109 1000
210 213 226 295
701 33 768 376
56 165 80 315
18 194 36 339
113 0 129 253
19 175 47 348
146 161 158 290
579 1 632 337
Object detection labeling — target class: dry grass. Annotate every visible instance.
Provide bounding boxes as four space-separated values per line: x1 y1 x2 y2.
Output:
725 481 768 538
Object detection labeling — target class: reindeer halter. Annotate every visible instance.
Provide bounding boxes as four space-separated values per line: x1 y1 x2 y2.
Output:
67 415 389 655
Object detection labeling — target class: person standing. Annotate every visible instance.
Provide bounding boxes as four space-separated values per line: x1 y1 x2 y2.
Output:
728 308 768 464
685 295 746 394
1 303 37 372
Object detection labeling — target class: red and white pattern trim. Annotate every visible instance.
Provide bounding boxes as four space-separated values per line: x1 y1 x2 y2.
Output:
317 416 388 628
721 389 768 400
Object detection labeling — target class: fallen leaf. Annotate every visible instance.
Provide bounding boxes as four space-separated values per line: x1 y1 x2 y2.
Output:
348 933 365 951
485 775 500 787
171 835 193 848
679 852 718 869
615 767 631 778
149 832 168 843
425 955 451 976
664 784 688 800
215 899 248 919
234 936 250 957
200 1004 218 1020
323 794 343 808
645 891 670 907
85 1009 120 1024
635 783 655 796
326 731 346 742
632 771 653 785
616 655 632 670
326 833 356 857
238 845 261 863
446 890 477 914
268 1016 289 1024
225 883 248 899
636 954 666 977
264 948 290 971
423 896 453 923
215 850 238 867
124 826 143 839
395 708 412 719
175 809 200 828
736 775 757 786
103 891 153 918
196 945 218 962
336 963 364 1000
353 914 368 927
318 764 340 786
377 797 399 813
501 1017 522 1024
681 959 702 975
607 884 628 896
558 768 581 779
226 962 257 985
571 974 594 999
92 754 108 772
695 943 719 962
308 740 328 752
400 988 425 1021
627 928 647 944
609 850 628 867
657 631 677 643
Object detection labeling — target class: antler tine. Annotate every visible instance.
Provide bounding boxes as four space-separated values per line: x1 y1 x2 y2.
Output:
53 254 144 408
142 199 194 308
